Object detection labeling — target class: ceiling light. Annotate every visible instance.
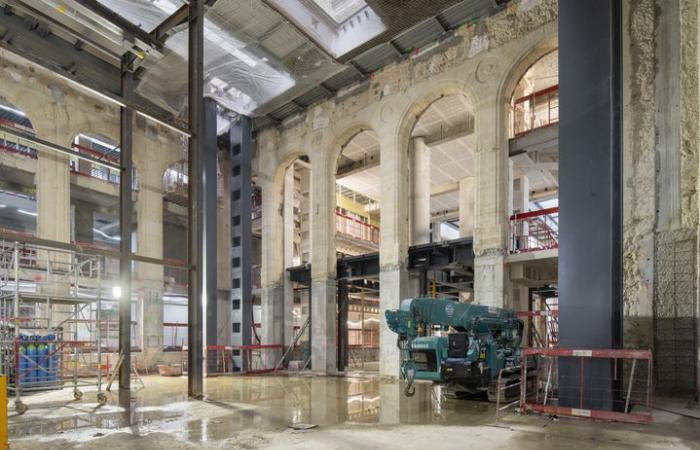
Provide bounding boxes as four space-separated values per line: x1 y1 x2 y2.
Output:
78 134 118 151
17 209 37 217
112 286 122 299
93 227 121 241
0 104 27 117
0 205 6 208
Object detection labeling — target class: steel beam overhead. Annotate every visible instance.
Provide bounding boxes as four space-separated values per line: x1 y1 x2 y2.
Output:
118 53 135 391
151 4 188 44
558 0 623 410
73 0 164 52
187 0 205 399
0 9 190 136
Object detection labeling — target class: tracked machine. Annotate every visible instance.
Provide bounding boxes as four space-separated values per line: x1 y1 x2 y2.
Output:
386 298 527 400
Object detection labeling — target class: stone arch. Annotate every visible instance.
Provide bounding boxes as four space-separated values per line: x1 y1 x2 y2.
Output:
329 122 377 175
393 83 478 246
496 34 558 145
0 94 39 135
331 124 382 257
395 82 478 158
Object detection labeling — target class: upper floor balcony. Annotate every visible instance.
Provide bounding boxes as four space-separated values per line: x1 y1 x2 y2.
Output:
509 206 559 254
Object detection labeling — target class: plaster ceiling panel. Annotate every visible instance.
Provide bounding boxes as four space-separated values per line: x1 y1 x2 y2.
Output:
336 164 381 202
412 95 473 138
431 191 459 213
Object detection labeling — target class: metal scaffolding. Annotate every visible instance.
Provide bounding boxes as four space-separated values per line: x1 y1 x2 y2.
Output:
0 241 110 414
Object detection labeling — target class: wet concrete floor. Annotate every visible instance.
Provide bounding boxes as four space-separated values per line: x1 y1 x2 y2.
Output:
7 374 700 449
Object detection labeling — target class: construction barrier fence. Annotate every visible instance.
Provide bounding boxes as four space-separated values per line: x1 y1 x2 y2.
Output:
519 348 653 424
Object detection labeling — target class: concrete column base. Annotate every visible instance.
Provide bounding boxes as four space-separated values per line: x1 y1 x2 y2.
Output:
311 278 337 375
379 266 408 378
261 285 284 369
474 250 506 308
140 281 164 370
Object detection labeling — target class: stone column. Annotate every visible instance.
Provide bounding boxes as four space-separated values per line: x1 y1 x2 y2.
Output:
458 176 475 238
260 174 284 367
410 136 431 245
134 134 165 369
310 147 337 374
473 94 508 308
73 201 95 243
379 127 409 378
36 130 71 245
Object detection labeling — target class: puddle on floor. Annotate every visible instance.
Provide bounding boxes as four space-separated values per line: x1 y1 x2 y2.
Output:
8 374 494 443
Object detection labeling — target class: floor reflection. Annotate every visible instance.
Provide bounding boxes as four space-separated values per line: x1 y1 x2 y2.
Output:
8 374 495 443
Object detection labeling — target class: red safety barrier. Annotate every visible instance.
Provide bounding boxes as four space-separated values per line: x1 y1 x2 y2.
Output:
509 207 559 254
517 309 558 347
232 344 285 374
520 347 653 424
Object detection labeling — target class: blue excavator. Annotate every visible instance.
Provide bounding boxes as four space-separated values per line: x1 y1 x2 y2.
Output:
385 298 525 399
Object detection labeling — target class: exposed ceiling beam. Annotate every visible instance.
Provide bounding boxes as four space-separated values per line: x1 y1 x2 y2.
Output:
73 0 164 53
150 3 188 44
336 157 380 179
432 208 459 220
0 10 189 135
431 181 459 196
422 121 474 147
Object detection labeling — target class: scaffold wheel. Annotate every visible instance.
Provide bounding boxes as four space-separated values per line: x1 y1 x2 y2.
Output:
15 401 27 414
73 389 83 400
97 392 107 405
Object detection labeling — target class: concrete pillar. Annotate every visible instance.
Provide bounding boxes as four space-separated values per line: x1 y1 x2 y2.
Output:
458 176 475 238
410 136 431 245
379 128 409 378
513 175 530 213
36 144 71 244
310 150 337 374
473 94 508 308
73 201 95 243
134 136 165 369
260 173 284 367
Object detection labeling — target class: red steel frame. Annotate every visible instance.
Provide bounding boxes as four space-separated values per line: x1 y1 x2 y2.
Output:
509 207 559 254
335 210 380 245
520 347 653 424
517 309 558 347
234 344 285 374
512 84 559 137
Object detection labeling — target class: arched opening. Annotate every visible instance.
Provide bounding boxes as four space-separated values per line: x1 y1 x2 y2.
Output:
282 155 313 364
335 129 380 372
0 97 37 235
410 95 475 246
69 133 121 248
335 130 380 256
506 49 559 347
402 92 476 301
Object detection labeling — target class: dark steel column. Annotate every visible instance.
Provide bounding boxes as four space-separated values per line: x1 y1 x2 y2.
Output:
558 0 623 410
337 278 348 372
203 98 218 373
187 0 204 398
118 53 134 391
230 117 253 370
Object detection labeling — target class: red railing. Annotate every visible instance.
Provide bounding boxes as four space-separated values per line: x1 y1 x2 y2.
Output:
509 207 558 254
512 85 559 137
335 211 380 245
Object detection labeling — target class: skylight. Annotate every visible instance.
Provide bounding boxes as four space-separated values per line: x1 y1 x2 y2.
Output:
269 0 386 58
312 0 369 24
